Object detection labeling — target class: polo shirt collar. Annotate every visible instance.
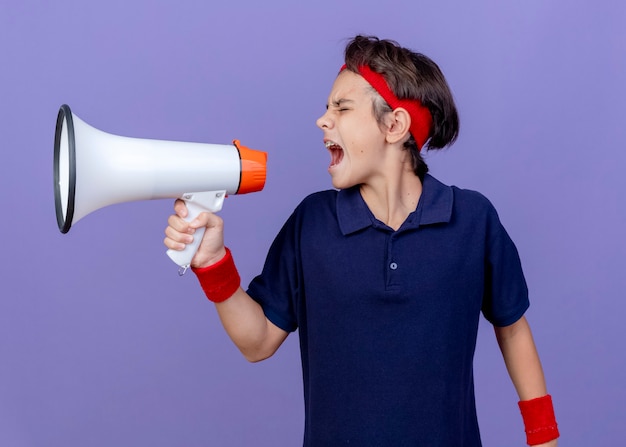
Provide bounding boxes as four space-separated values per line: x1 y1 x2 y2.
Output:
336 174 453 235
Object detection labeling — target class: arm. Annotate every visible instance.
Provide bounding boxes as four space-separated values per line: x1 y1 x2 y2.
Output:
214 287 288 362
165 200 288 362
494 315 547 400
494 316 558 447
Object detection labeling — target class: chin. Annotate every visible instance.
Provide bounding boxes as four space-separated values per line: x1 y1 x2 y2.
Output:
330 177 356 191
329 176 343 190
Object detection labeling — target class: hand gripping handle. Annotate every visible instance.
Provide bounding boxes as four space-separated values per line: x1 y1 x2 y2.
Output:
166 191 226 273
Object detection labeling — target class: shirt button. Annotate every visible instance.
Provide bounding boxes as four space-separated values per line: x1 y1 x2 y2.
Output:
390 262 398 270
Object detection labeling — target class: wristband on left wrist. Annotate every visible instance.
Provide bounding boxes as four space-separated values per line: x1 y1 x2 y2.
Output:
518 394 559 445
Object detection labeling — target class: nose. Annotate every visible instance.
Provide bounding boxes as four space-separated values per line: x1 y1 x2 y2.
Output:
316 109 332 130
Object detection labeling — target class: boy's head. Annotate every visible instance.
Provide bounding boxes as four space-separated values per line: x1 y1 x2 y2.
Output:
342 35 459 179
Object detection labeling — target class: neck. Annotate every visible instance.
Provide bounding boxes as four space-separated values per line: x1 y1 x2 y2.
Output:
359 167 423 231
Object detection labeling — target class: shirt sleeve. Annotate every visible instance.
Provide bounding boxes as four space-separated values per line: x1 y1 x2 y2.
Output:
481 205 530 327
246 207 302 333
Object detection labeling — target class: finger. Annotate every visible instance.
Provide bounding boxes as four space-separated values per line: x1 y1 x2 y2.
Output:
164 225 194 245
173 199 188 218
167 213 195 234
189 211 223 230
163 235 186 251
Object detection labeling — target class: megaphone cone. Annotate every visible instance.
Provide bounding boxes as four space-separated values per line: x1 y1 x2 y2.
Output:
54 104 267 269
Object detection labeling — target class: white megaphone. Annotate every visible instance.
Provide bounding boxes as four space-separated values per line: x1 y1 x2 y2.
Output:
54 104 267 271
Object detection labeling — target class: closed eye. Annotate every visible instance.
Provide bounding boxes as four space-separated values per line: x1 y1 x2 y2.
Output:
328 98 354 111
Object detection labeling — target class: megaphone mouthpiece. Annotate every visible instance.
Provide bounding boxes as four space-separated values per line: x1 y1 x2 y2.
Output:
233 140 267 195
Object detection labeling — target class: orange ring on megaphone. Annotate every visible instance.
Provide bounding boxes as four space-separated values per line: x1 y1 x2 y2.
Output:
233 140 267 195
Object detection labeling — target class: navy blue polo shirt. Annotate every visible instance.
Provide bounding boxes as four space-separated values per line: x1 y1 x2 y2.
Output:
247 174 529 446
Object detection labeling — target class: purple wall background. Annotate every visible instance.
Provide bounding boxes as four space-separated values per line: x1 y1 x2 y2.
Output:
1 1 624 445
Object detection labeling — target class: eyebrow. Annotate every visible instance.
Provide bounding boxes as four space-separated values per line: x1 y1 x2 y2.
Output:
326 98 355 109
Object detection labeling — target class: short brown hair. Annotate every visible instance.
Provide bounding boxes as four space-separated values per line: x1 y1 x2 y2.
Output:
343 35 460 179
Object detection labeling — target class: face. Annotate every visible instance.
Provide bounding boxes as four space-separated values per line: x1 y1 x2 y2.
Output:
316 70 390 190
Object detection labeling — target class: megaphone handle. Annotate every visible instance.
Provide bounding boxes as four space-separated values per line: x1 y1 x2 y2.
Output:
166 191 226 271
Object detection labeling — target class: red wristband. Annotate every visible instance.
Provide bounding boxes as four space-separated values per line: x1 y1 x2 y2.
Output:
191 248 241 303
518 394 560 445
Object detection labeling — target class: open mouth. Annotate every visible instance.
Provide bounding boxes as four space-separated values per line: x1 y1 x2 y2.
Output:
325 140 344 168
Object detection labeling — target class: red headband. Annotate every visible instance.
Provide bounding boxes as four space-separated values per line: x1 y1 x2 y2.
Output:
340 64 432 150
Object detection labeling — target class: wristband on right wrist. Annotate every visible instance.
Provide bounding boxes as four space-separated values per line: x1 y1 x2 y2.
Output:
191 247 240 303
518 394 560 445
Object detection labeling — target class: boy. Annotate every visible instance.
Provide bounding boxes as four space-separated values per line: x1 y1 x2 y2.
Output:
164 35 559 446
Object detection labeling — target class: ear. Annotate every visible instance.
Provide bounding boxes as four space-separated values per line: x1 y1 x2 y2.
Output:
385 107 411 144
